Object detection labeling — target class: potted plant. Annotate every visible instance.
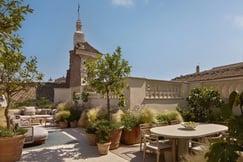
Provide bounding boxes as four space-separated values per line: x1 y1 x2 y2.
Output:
69 109 81 128
0 1 43 161
85 46 131 150
54 110 70 128
95 120 112 155
85 121 97 145
121 111 142 144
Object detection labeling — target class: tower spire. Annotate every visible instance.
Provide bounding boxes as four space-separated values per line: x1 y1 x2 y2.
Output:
78 3 80 20
73 3 85 46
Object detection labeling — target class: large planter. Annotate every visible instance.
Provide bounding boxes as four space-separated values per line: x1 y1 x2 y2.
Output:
97 142 111 155
121 126 141 145
70 120 78 128
0 134 25 162
86 133 97 146
59 121 68 128
109 128 123 150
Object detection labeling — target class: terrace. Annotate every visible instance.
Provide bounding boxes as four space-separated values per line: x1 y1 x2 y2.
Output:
18 126 153 162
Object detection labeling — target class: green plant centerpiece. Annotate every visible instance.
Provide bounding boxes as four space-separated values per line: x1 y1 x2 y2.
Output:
0 1 43 161
85 46 131 149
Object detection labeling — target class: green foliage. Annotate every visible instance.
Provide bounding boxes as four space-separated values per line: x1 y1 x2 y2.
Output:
156 111 182 122
81 92 89 103
186 87 223 122
68 109 81 122
0 0 43 129
205 139 243 162
36 97 52 108
139 107 157 123
12 97 53 109
0 0 33 48
0 127 27 137
85 46 131 121
56 102 71 111
205 92 243 162
93 119 122 144
55 111 70 122
95 120 112 144
231 91 243 115
121 111 142 131
85 122 97 134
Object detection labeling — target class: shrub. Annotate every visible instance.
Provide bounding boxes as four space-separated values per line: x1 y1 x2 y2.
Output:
56 102 72 111
55 110 70 122
186 87 223 122
156 111 182 122
139 107 157 123
121 111 142 131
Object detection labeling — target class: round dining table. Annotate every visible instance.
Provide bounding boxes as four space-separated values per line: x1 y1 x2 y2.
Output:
150 123 228 162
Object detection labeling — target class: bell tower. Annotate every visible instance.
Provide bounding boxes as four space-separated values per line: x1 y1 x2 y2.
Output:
66 4 102 89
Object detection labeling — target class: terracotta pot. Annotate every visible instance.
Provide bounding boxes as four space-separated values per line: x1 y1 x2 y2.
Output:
109 128 123 150
97 142 111 155
86 133 97 145
0 134 25 162
121 126 141 145
59 121 68 128
70 121 78 128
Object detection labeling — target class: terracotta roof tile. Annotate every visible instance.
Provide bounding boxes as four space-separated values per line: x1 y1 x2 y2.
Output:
172 62 243 82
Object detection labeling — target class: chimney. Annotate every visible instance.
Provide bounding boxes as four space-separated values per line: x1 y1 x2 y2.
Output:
196 65 200 73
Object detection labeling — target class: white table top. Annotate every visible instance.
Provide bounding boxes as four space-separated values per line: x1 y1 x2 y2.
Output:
150 123 228 139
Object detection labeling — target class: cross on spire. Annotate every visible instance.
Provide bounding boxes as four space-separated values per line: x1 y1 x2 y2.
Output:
78 3 80 20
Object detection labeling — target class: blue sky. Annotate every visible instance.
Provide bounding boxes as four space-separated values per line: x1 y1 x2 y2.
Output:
19 0 243 81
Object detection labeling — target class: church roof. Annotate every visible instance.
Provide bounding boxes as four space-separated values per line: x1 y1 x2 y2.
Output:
75 41 101 54
172 62 243 82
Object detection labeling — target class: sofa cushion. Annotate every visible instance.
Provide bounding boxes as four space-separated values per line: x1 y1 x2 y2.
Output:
24 106 36 115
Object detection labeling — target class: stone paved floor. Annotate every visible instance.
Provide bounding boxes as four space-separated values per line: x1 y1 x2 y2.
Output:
18 127 157 162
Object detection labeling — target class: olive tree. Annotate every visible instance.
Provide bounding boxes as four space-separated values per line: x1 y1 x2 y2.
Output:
85 46 131 121
0 0 43 129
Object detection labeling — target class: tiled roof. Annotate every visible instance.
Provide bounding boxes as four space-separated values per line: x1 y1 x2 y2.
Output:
172 62 243 82
75 42 101 54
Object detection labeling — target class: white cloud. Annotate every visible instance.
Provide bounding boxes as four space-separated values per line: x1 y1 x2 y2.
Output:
233 16 243 29
112 0 135 7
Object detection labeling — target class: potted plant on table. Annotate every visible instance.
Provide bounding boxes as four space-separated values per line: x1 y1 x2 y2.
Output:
0 1 43 161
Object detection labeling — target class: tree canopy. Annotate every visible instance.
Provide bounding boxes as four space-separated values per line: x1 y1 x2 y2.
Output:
86 46 131 120
0 0 43 128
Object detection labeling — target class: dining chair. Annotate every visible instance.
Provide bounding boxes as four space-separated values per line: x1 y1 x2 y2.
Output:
143 133 173 162
156 121 169 127
139 123 154 151
190 134 223 154
169 120 180 125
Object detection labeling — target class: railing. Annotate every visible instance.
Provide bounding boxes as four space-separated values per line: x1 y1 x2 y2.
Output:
145 81 182 99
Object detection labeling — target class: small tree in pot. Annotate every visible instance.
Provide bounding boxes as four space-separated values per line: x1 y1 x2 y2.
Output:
0 1 43 161
85 46 131 149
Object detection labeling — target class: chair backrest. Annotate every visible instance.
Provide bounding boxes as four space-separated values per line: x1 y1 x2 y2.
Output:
156 121 169 127
169 120 180 125
143 133 160 150
139 123 154 137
